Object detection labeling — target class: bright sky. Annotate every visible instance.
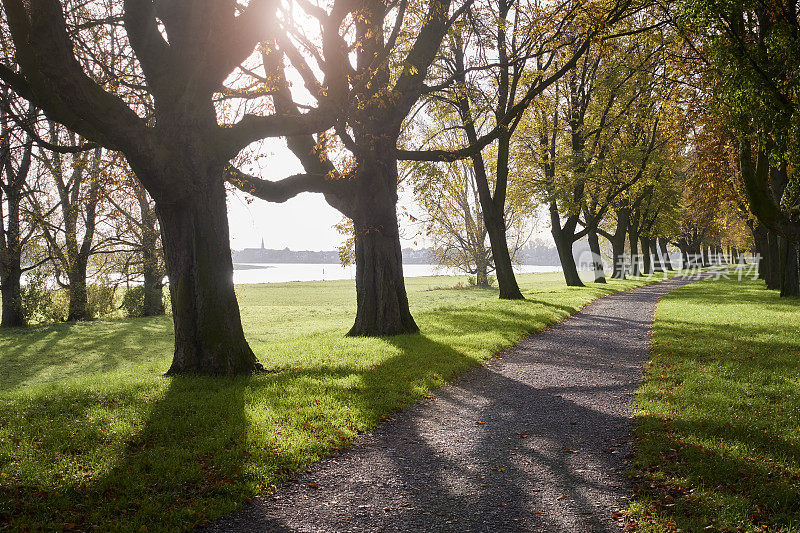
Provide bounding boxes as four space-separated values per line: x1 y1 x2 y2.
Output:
226 139 345 251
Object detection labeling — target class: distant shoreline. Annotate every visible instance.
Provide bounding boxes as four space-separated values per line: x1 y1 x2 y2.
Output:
233 263 276 270
233 261 562 269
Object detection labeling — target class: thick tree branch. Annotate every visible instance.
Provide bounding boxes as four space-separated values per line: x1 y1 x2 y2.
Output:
226 166 330 203
2 0 150 153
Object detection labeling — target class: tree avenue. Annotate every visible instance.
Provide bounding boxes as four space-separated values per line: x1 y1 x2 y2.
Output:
0 0 796 378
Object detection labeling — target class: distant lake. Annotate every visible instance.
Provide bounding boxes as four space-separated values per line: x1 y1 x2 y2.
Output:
232 263 561 285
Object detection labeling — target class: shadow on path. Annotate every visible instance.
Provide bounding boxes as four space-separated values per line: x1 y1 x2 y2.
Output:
208 277 701 532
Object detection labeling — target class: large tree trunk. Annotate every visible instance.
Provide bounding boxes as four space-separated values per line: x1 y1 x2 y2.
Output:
779 238 800 297
157 180 261 375
347 142 418 336
629 228 641 277
659 238 673 270
587 229 606 283
550 207 583 287
640 238 652 274
0 266 25 328
767 231 780 290
608 209 629 279
67 258 90 321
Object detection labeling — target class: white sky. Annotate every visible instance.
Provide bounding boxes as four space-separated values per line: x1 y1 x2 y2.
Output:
227 139 345 251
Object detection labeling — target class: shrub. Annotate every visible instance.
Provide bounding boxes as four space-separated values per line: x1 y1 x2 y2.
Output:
19 270 54 323
87 284 117 318
121 286 145 317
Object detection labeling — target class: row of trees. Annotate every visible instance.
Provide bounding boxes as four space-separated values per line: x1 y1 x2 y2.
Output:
0 0 793 375
674 0 799 297
406 4 752 289
0 88 166 327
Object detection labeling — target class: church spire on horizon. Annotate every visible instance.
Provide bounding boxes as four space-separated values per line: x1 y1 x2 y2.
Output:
260 237 265 249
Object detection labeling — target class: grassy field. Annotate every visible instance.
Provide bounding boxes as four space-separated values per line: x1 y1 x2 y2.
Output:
629 276 800 532
0 271 662 532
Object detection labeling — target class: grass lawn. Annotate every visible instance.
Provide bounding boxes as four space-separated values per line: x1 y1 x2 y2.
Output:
0 271 662 531
628 276 800 532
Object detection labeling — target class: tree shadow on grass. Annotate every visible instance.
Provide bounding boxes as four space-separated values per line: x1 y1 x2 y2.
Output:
2 289 634 531
633 279 800 530
0 316 173 390
1 375 252 531
2 332 486 531
634 412 800 530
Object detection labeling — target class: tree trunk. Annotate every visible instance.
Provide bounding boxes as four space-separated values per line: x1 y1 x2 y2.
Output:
610 235 626 279
485 211 524 299
659 238 673 270
139 189 165 316
553 233 582 286
651 238 663 272
67 258 90 321
587 229 606 283
347 142 419 336
1 186 26 328
752 224 768 279
142 261 165 316
767 231 780 290
630 228 641 277
779 238 799 297
0 266 25 328
349 213 418 336
788 245 800 297
608 209 629 279
550 208 583 287
475 260 489 289
157 180 261 375
640 237 652 274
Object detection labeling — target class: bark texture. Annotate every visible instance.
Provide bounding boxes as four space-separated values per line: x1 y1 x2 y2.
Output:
157 180 261 375
587 230 606 283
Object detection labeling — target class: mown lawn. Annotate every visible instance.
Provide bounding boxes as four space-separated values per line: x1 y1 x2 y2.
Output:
0 271 661 531
629 276 800 532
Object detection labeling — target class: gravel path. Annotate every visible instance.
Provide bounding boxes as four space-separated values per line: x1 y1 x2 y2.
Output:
209 276 700 533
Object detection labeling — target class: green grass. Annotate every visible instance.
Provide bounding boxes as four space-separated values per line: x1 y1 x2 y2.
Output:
0 271 664 531
628 276 800 532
